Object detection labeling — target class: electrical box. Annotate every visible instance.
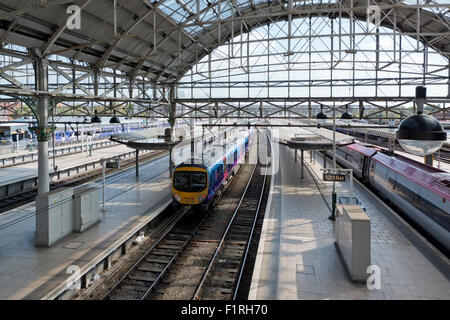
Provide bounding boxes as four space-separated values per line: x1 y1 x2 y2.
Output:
335 205 371 283
73 187 100 232
35 187 74 247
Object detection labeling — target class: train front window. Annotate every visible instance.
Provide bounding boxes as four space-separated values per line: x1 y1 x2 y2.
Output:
173 171 207 192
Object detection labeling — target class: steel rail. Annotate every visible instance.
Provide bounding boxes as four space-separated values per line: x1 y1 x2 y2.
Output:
102 205 190 300
232 148 270 300
191 161 261 300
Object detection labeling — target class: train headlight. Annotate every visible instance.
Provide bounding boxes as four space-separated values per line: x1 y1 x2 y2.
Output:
175 194 181 202
198 194 206 203
396 114 447 156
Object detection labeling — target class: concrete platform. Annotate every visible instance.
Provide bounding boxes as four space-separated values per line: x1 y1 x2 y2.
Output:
249 143 450 300
0 138 115 163
0 153 171 299
0 143 144 187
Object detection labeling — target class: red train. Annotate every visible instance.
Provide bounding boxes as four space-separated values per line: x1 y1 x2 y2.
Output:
328 141 450 255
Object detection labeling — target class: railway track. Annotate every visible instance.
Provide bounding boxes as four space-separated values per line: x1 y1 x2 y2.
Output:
79 130 272 300
102 205 194 300
0 150 166 214
100 162 268 301
192 163 268 300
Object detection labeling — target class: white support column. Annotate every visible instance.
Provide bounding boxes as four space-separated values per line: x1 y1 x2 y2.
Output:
35 56 50 195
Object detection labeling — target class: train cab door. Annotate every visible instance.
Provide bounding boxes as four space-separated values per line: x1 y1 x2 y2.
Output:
362 157 369 182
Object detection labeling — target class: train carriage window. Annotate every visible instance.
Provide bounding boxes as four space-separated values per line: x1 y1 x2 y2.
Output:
173 171 207 192
345 153 353 162
388 178 396 189
415 196 450 231
440 180 450 188
174 173 188 187
392 180 450 232
191 173 207 190
358 157 364 170
392 181 418 206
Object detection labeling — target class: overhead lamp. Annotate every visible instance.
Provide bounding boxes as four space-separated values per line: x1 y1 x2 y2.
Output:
341 106 353 120
91 110 102 123
109 111 120 124
396 86 447 156
316 105 328 120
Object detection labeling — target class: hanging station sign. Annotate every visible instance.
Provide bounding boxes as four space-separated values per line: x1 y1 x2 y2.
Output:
323 173 346 182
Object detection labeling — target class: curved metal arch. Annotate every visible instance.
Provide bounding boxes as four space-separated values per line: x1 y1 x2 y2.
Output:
168 0 449 82
0 0 447 84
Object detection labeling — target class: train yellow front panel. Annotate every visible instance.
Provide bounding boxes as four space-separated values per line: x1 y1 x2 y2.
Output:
172 166 209 205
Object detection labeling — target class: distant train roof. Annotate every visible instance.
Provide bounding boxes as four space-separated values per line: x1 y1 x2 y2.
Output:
339 141 377 158
175 129 249 170
0 123 30 133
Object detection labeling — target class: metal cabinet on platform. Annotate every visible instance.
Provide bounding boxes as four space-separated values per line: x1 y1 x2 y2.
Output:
73 187 100 232
35 188 74 247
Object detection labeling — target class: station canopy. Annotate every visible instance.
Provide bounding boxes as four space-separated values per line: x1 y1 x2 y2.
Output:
0 0 448 83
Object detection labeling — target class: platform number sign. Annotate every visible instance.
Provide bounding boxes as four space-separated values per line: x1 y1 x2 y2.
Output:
323 173 346 182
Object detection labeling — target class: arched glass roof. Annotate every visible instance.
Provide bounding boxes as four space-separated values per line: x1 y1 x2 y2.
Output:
0 0 447 83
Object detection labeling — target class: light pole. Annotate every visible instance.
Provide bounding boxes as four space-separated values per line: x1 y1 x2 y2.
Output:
329 102 337 221
101 158 105 212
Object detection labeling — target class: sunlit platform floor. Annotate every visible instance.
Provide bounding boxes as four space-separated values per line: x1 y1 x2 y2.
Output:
0 154 171 299
249 144 450 300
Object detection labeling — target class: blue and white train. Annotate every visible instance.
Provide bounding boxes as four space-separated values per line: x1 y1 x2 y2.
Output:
172 129 251 209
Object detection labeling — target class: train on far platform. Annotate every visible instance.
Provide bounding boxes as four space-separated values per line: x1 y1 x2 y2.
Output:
53 122 148 144
0 119 179 147
327 141 450 255
172 128 252 210
52 119 192 144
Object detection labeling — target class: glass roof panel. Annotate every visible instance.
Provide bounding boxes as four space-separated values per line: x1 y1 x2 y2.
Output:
219 1 234 19
160 0 191 24
185 25 204 35
236 0 250 6
197 0 209 11
163 0 448 38
402 0 450 18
